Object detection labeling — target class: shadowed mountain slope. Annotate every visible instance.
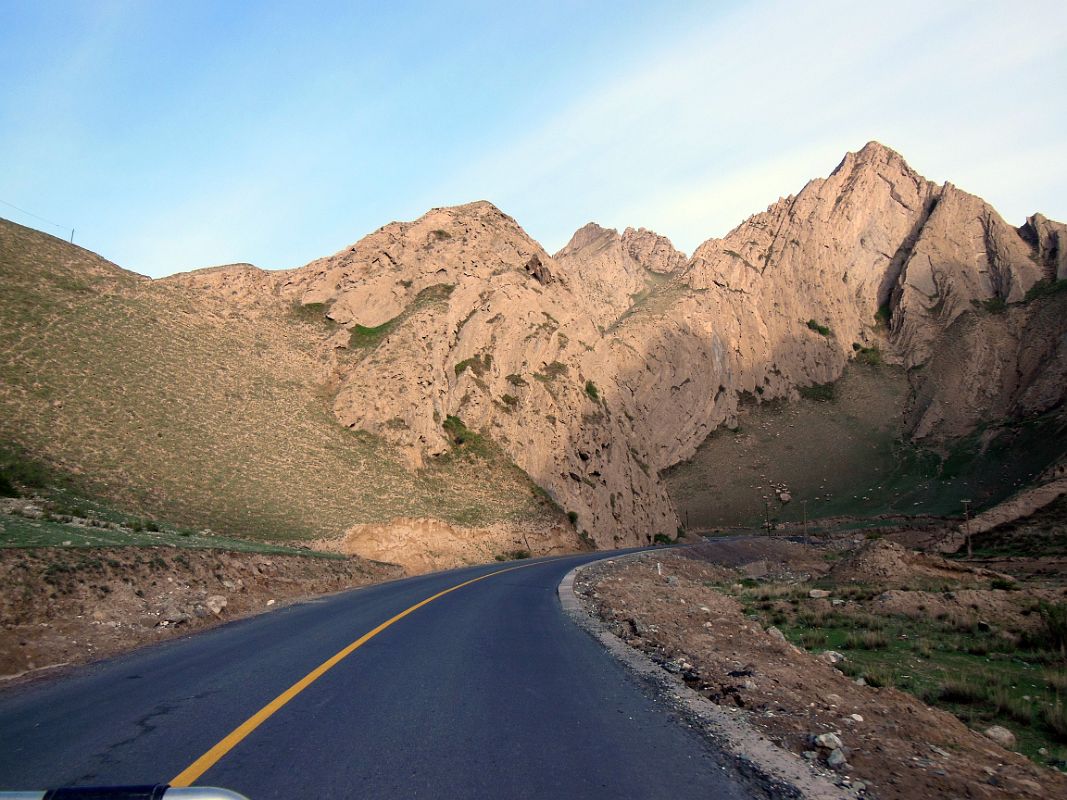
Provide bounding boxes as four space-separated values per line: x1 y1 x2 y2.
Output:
3 141 1065 554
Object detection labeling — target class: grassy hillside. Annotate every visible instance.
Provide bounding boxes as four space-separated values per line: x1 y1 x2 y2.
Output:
0 219 561 543
666 362 1067 529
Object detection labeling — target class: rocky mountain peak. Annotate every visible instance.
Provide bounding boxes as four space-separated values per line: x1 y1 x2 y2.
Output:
40 141 1062 554
620 227 687 274
556 222 619 257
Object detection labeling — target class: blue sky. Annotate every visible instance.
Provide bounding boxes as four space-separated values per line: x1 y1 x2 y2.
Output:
2 1 1065 278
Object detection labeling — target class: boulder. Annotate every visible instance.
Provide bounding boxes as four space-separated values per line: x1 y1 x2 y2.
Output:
983 725 1016 750
205 595 228 616
819 650 846 665
814 732 843 750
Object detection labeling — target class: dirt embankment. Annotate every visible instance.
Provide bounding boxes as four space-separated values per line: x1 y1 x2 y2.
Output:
577 540 1066 800
314 516 586 574
0 547 403 681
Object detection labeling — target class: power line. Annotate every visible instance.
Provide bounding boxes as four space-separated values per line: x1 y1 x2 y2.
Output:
0 198 75 242
0 198 69 231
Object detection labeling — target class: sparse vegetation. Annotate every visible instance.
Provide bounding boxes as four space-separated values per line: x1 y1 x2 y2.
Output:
798 382 836 402
1024 278 1067 302
349 318 400 348
505 373 527 387
1028 601 1067 657
806 319 832 337
737 573 1067 765
455 353 492 377
350 283 455 349
533 362 567 384
291 301 337 327
976 296 1007 314
0 221 552 540
844 630 890 650
854 345 882 365
584 380 600 401
0 444 55 494
440 415 495 461
875 302 892 327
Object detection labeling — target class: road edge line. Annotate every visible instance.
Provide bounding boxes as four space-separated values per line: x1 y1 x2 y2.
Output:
558 553 854 800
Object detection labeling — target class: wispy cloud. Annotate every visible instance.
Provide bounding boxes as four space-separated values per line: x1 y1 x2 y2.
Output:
432 0 1067 253
2 1 1065 275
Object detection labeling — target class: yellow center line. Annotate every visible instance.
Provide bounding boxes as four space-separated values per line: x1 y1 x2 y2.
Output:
171 561 540 787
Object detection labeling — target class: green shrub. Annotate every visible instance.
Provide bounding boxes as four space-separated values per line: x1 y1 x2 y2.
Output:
855 346 882 366
442 416 492 458
1043 701 1067 741
1024 279 1067 302
500 394 518 408
978 297 1007 314
806 319 832 336
505 373 528 387
1046 669 1067 694
496 549 530 561
799 630 829 649
875 303 892 326
937 679 988 704
584 380 600 401
653 533 672 545
798 382 836 402
443 415 472 444
455 353 492 377
349 320 397 348
861 667 896 688
0 473 17 497
844 630 889 650
1034 602 1067 657
567 511 579 526
0 446 53 491
291 301 335 326
536 361 569 381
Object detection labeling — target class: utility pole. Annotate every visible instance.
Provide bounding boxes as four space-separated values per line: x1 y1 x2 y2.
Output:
802 500 809 545
962 499 972 557
764 498 771 536
70 228 74 244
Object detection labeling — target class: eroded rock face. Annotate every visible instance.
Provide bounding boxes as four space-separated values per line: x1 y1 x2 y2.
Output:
315 517 582 575
175 143 1067 548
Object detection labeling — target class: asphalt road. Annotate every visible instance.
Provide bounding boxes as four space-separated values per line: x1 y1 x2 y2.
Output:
0 551 751 799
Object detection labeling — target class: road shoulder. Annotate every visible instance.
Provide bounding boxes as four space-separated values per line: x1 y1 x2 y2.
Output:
559 552 854 800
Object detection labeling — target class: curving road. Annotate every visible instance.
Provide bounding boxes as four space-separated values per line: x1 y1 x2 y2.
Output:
0 552 750 799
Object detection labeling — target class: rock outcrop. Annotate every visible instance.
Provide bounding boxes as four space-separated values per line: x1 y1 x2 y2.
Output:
167 142 1067 547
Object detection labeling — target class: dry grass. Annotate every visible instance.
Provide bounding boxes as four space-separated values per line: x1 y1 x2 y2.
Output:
0 220 561 542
